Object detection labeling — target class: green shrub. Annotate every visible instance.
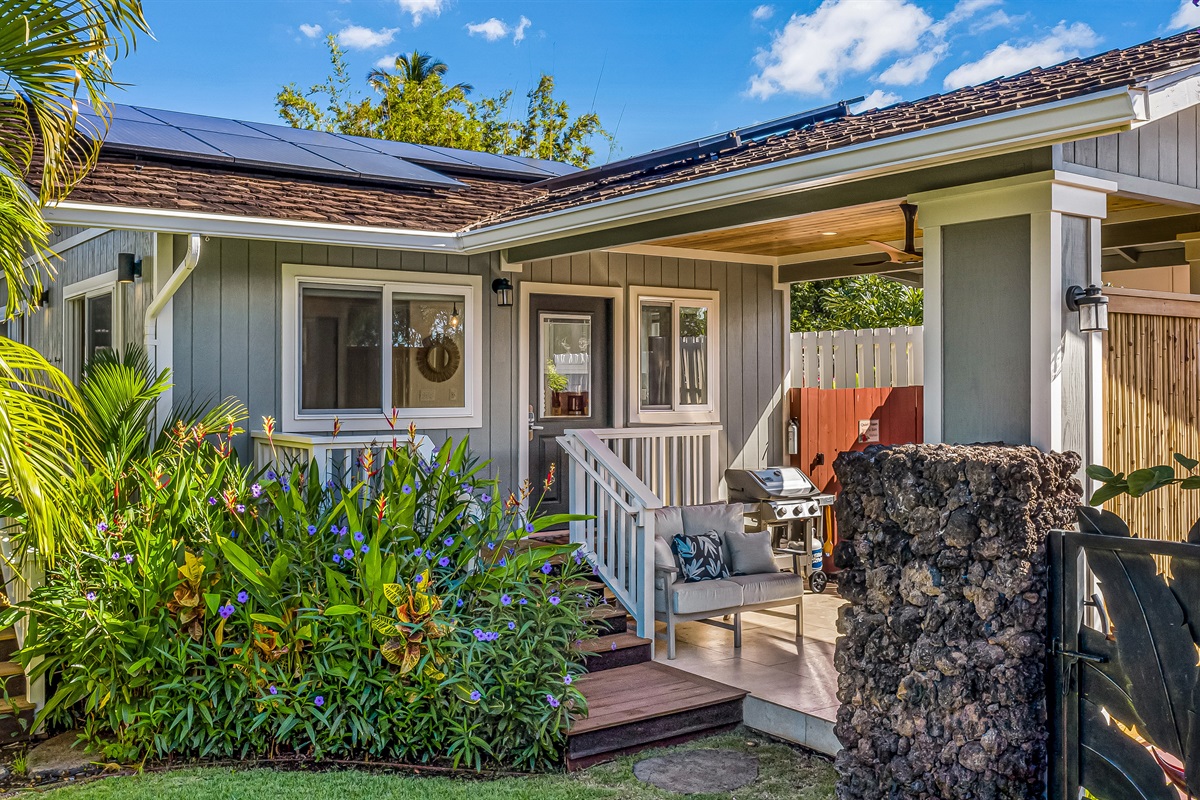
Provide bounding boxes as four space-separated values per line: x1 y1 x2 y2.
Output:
5 424 591 770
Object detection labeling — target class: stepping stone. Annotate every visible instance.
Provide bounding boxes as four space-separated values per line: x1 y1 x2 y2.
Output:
633 748 759 794
26 731 95 780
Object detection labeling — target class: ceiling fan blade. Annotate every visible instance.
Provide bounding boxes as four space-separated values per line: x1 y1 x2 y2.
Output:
865 240 906 258
853 258 889 267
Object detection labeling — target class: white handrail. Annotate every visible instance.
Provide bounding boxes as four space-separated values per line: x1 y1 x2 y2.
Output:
586 424 722 506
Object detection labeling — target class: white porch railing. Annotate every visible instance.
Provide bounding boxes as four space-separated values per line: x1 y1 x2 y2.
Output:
558 429 662 640
589 425 723 507
251 432 435 483
0 529 45 710
792 326 924 389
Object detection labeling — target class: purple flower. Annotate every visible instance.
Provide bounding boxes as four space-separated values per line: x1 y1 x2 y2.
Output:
443 537 453 547
332 554 342 564
499 557 507 567
563 675 573 686
266 470 277 481
96 522 108 533
314 696 325 707
307 525 317 536
473 628 484 640
325 480 335 490
415 574 424 584
438 556 450 567
208 497 218 506
124 554 135 565
456 598 464 608
486 542 496 551
507 621 516 631
361 544 370 555
219 604 235 619
449 470 457 477
519 598 528 605
525 523 535 533
338 526 348 538
251 484 262 498
268 685 278 695
330 524 339 533
237 590 249 604
85 591 96 602
111 553 120 561
235 504 246 514
230 531 239 540
500 594 512 606
470 690 481 702
481 494 492 503
402 484 413 495
546 695 560 709
540 563 553 575
354 531 365 542
414 548 424 557
549 596 560 605
343 548 354 560
611 641 618 651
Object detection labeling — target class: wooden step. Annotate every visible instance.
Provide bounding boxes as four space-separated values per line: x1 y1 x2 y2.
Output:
583 603 629 636
567 662 747 769
576 632 652 672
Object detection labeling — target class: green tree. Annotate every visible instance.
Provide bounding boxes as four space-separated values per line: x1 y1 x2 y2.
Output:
791 275 923 332
0 0 149 555
276 39 610 168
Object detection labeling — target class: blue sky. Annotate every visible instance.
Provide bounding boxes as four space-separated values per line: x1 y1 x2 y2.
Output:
114 0 1200 162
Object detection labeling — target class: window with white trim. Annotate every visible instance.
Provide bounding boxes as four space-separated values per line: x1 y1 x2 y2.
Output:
283 265 482 432
64 272 120 382
630 287 718 423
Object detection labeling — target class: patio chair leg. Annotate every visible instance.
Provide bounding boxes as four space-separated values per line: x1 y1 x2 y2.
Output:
667 611 676 660
734 613 742 649
796 602 803 641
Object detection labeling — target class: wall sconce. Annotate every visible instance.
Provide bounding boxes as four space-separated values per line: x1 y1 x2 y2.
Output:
492 277 514 307
449 301 461 329
1066 284 1109 333
117 253 142 284
38 289 50 308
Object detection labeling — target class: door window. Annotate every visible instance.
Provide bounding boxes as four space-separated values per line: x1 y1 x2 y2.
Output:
540 313 592 418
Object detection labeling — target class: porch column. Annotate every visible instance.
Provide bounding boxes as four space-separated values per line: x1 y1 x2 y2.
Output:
913 171 1116 464
1178 233 1200 294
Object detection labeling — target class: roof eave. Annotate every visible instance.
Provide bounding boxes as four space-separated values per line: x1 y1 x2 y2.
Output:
458 86 1142 257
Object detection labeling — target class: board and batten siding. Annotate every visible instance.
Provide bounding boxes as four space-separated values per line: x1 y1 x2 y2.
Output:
170 237 784 488
18 228 155 370
1060 106 1200 187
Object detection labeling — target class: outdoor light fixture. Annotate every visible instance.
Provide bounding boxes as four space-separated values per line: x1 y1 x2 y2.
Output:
449 301 461 329
492 277 514 307
1066 284 1109 333
38 289 50 308
117 252 142 284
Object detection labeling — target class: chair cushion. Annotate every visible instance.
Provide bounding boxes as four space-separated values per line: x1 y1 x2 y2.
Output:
729 572 806 606
672 532 730 582
725 530 779 575
681 503 745 564
652 506 684 570
670 578 744 615
653 536 676 573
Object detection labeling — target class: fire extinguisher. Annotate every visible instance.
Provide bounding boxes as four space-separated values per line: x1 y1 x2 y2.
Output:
787 417 799 456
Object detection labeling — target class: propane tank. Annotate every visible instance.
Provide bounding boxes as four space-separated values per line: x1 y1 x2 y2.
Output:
786 417 799 455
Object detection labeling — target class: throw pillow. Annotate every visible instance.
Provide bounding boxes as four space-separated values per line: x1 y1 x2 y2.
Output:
724 530 779 575
672 531 729 583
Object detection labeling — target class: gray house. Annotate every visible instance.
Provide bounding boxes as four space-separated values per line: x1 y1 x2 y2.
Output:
16 28 1200 660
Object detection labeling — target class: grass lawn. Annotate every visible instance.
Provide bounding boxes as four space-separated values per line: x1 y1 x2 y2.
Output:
34 731 836 800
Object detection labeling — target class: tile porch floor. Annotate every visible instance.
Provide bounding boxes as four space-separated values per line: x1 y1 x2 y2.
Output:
652 590 846 755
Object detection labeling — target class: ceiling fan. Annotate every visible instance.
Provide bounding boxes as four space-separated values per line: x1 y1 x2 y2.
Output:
854 202 922 267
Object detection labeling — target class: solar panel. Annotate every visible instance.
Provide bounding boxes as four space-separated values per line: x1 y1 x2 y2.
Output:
411 144 556 178
238 121 380 152
498 154 579 177
135 107 274 138
105 104 164 125
333 134 478 169
187 130 354 174
298 144 466 188
94 118 232 160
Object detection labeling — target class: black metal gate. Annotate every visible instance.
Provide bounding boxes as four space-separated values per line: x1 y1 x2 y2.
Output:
1049 520 1200 800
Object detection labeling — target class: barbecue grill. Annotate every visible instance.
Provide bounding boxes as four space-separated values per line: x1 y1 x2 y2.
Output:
725 466 835 592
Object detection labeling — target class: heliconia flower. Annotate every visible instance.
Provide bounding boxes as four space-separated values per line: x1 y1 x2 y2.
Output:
268 685 278 696
153 466 169 490
314 696 325 707
563 675 573 686
541 563 553 575
408 420 417 441
219 604 235 619
307 525 317 536
332 417 342 438
544 463 557 491
124 554 135 565
500 594 512 606
546 695 560 709
359 448 376 477
376 495 387 522
438 556 449 567
506 492 518 509
237 591 249 604
549 596 560 605
262 415 276 441
354 531 365 542
251 484 262 499
85 592 96 602
96 522 108 533
507 621 516 631
470 690 481 702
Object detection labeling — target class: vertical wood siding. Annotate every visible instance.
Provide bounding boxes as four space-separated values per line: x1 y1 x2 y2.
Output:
1061 106 1200 187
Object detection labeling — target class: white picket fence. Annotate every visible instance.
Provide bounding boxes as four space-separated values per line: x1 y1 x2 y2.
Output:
792 326 924 389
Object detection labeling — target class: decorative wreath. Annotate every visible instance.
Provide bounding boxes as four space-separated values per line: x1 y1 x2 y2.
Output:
415 336 461 383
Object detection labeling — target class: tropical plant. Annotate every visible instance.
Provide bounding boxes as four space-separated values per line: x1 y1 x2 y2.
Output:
276 38 610 167
0 0 150 314
790 275 923 333
1086 452 1200 507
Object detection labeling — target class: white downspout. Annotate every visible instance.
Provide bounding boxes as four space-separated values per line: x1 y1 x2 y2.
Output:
145 233 202 425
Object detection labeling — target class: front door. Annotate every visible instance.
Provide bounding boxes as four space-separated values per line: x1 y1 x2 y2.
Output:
528 294 612 518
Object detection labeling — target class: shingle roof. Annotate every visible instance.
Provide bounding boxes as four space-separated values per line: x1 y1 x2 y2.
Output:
467 29 1200 230
63 153 539 231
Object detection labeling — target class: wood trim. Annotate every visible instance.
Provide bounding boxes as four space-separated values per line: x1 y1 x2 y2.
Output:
1106 287 1200 318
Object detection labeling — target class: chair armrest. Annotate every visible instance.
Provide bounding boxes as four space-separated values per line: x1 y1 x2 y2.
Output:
654 564 678 591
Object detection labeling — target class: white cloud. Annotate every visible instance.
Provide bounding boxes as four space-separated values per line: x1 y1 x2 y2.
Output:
878 45 947 85
1168 0 1200 31
466 16 531 44
374 53 398 69
749 0 933 98
943 21 1101 88
298 23 323 39
971 9 1025 34
335 24 400 50
397 0 445 25
854 89 903 112
513 16 532 43
874 0 999 86
751 4 775 22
